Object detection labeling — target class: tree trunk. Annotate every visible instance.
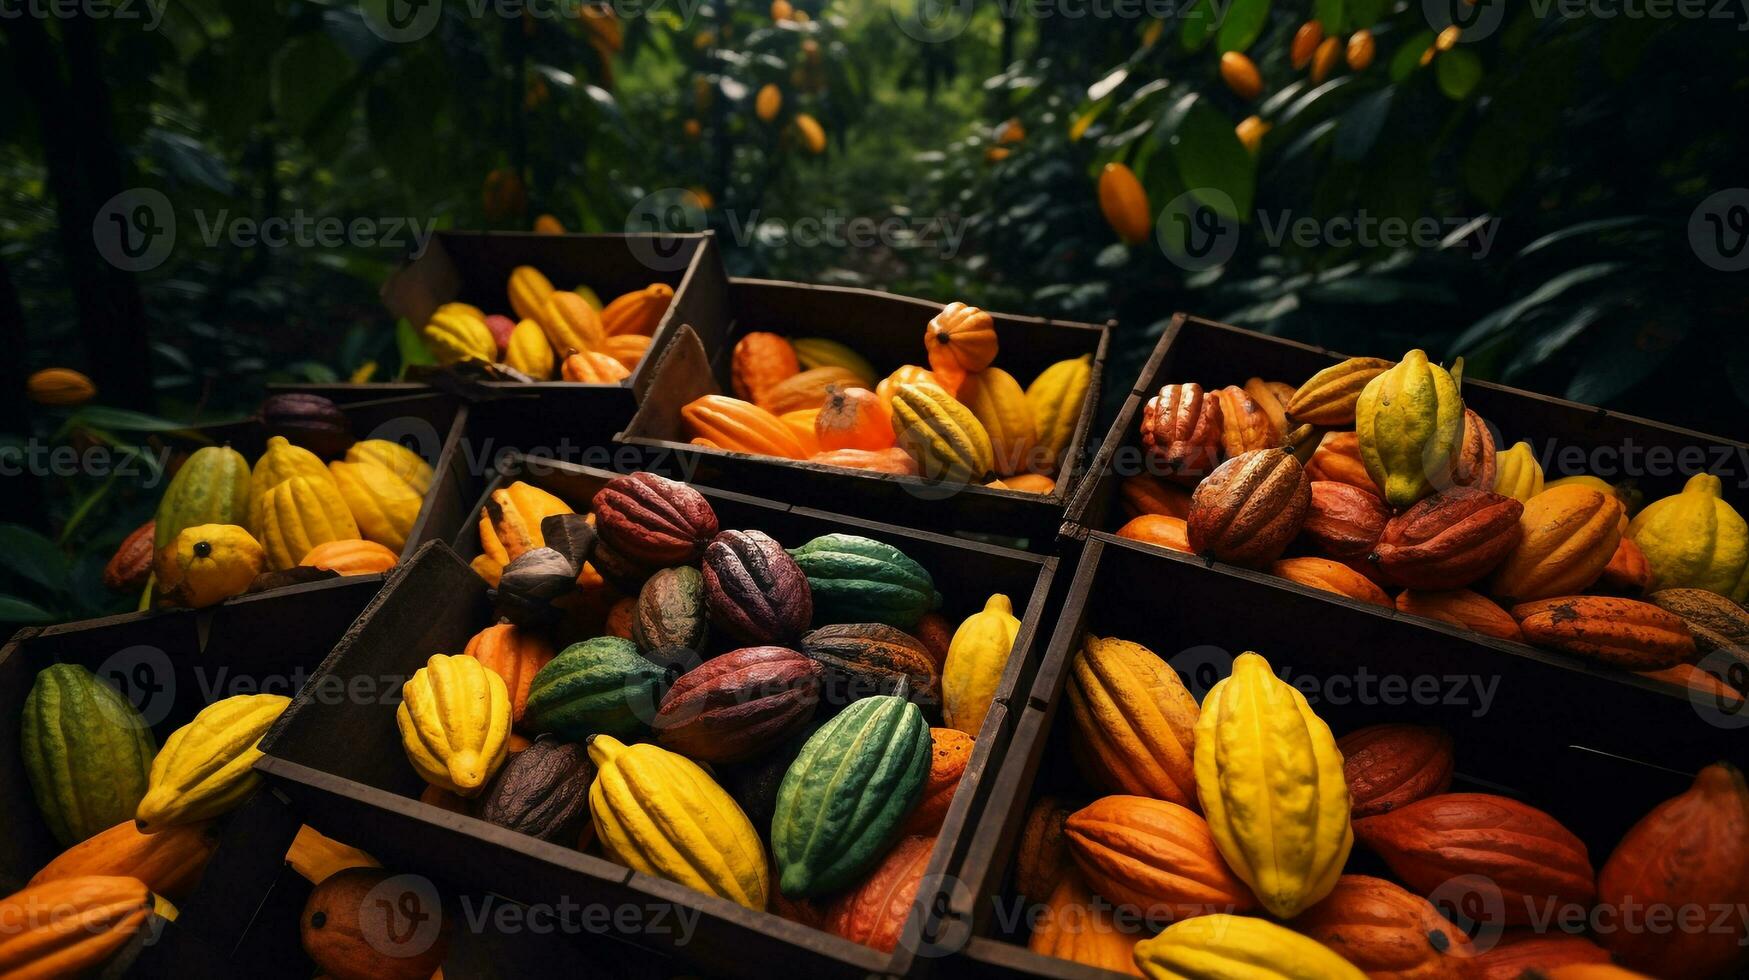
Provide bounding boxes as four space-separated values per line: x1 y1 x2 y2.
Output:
0 253 43 520
6 15 155 409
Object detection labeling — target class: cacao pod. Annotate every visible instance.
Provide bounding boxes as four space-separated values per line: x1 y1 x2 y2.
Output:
102 520 156 591
0 875 153 980
1468 931 1610 980
1067 636 1200 808
1287 356 1394 426
22 664 156 846
1372 488 1523 590
1187 448 1312 567
1116 514 1193 553
136 692 289 832
1065 795 1256 921
702 529 813 643
1214 384 1281 456
1600 537 1652 591
1648 588 1749 663
1134 913 1366 979
632 566 710 662
821 835 935 953
1307 431 1378 493
788 533 941 629
301 867 449 980
1449 408 1497 490
1016 796 1074 906
1491 486 1623 603
941 593 1021 736
801 622 940 707
1395 588 1523 641
1140 382 1223 485
259 393 353 460
1294 874 1476 980
1120 474 1193 520
1628 473 1749 600
1027 354 1094 475
1493 441 1546 502
652 645 822 763
1335 724 1455 818
1025 870 1144 976
890 381 995 482
1354 349 1464 508
1300 481 1389 559
523 637 668 741
898 727 974 836
1271 556 1391 607
30 819 217 901
474 736 594 842
396 654 512 796
461 623 554 725
1511 596 1696 669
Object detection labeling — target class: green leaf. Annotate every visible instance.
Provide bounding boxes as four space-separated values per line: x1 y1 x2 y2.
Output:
1566 318 1680 405
1217 0 1271 53
396 318 436 373
0 525 70 596
1450 263 1626 351
0 596 55 624
1436 49 1483 100
1345 0 1387 29
1161 94 1256 219
66 407 207 434
271 32 355 137
1333 88 1391 162
1313 0 1344 33
1390 31 1433 83
1178 0 1218 52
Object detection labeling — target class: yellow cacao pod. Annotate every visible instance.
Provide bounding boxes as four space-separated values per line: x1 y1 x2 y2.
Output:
475 480 574 583
890 382 995 483
1492 440 1545 503
588 735 769 910
247 435 337 536
329 459 423 553
27 367 97 406
1286 356 1394 427
1492 485 1624 602
794 113 827 154
540 290 606 356
1194 652 1352 918
135 693 290 832
344 439 434 496
792 337 879 386
505 318 557 380
397 654 512 796
1098 162 1151 245
1067 636 1199 808
285 825 379 884
422 308 496 365
1354 349 1464 509
153 523 265 609
756 83 782 122
1628 473 1749 600
957 367 1037 477
257 475 361 570
1134 913 1366 980
941 594 1020 736
508 265 556 321
1027 354 1094 476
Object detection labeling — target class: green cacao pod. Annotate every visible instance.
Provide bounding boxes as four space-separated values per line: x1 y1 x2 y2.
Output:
22 665 157 846
771 690 932 896
523 637 669 741
1354 349 1464 509
788 534 942 628
154 446 251 550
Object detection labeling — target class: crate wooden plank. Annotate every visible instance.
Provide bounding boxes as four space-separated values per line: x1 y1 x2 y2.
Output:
257 456 1060 978
944 534 1743 978
615 274 1112 547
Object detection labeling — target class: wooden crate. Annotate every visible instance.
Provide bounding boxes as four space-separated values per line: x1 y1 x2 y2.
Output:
942 534 1746 978
274 231 724 452
255 457 1062 979
616 274 1111 547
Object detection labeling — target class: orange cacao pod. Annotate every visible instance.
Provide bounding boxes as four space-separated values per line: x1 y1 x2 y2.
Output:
822 836 935 953
1140 383 1223 485
102 520 156 591
809 447 919 475
1287 356 1394 426
757 366 864 415
1511 596 1696 669
1394 589 1522 641
1373 488 1524 590
1450 409 1497 490
1064 795 1256 921
1595 763 1749 978
730 332 800 402
1214 385 1281 456
1469 931 1611 980
1116 514 1192 554
923 302 999 386
1307 431 1378 492
0 875 152 979
462 622 556 724
1026 870 1144 976
1301 481 1389 559
30 820 217 900
1491 486 1623 603
1354 793 1596 926
1270 557 1390 607
1336 724 1454 818
898 728 974 835
1599 537 1652 592
1120 474 1192 520
1186 448 1311 567
1294 874 1475 979
1637 662 1745 702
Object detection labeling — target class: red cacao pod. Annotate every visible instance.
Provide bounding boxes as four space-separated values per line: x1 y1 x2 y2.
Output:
1511 596 1696 670
1186 448 1311 567
591 472 720 566
1336 724 1455 818
1294 874 1475 979
1468 930 1611 980
652 645 822 763
1599 537 1652 592
1301 482 1389 560
1353 793 1596 927
1595 762 1749 978
822 835 935 952
1372 488 1523 590
103 520 156 591
1140 383 1223 485
701 530 812 643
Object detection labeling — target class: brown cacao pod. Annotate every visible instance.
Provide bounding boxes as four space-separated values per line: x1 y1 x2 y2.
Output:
652 645 822 763
1187 448 1311 567
259 392 353 459
1491 486 1623 603
1064 795 1257 921
1512 596 1696 669
1214 385 1281 456
1599 537 1652 592
1469 931 1611 980
1140 383 1223 485
1353 793 1596 927
1373 488 1524 590
1306 430 1378 492
1301 481 1389 560
588 538 658 595
800 622 939 707
1449 409 1497 490
1287 356 1395 426
1336 724 1455 818
473 736 594 842
1270 557 1391 607
632 566 710 660
1595 762 1749 978
1394 589 1522 641
1648 588 1749 663
1016 795 1074 906
821 835 934 953
1294 874 1475 979
1120 473 1193 520
592 472 720 566
913 612 953 671
701 530 812 643
102 520 156 591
